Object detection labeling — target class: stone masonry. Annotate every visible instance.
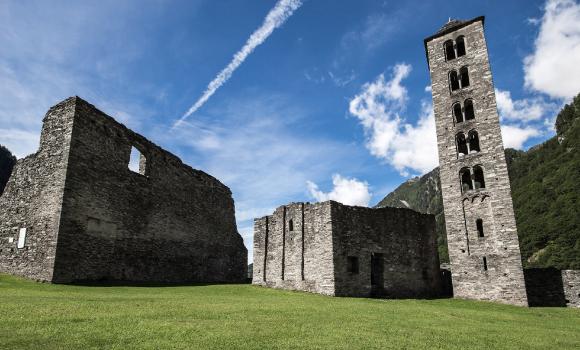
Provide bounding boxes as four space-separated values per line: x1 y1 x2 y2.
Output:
424 17 528 306
0 97 247 283
253 201 442 298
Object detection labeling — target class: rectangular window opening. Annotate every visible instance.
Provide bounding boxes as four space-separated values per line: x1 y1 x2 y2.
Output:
347 256 359 274
483 256 488 271
288 219 294 232
128 146 147 176
17 228 27 249
476 219 484 238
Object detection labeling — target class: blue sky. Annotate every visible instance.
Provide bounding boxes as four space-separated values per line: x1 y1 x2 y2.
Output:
1 0 579 261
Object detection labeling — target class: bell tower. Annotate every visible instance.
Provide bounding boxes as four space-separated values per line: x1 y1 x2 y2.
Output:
424 17 528 306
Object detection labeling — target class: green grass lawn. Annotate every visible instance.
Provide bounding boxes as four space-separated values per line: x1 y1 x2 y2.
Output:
0 275 579 349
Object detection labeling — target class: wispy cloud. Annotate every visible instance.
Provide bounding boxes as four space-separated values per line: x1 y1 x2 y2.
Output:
174 0 303 127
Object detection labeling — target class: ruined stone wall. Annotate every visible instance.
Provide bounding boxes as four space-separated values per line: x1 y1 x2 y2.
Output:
51 97 246 283
562 270 580 308
426 18 528 306
331 203 441 298
0 100 76 281
1 97 247 283
252 202 335 295
524 269 580 308
253 201 441 298
524 268 567 307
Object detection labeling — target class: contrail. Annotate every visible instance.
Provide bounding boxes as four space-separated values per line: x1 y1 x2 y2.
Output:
173 0 303 128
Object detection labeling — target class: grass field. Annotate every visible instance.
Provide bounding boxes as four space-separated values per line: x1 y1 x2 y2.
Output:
0 275 579 349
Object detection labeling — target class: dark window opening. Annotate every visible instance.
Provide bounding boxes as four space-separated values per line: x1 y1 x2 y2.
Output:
449 70 460 91
453 103 464 123
444 40 456 61
288 219 294 232
456 36 466 57
460 67 470 88
347 256 359 274
460 168 473 193
464 99 475 120
476 219 484 237
468 130 480 153
483 256 488 271
128 146 147 176
456 133 468 156
473 166 485 189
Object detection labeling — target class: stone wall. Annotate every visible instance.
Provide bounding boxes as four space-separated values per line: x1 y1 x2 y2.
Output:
253 201 441 298
425 18 528 306
562 270 580 308
524 268 566 307
524 268 580 308
252 202 335 295
331 203 441 298
0 100 75 281
0 97 247 283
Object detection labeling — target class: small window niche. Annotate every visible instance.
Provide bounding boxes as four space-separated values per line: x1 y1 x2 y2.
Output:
456 36 466 57
476 219 484 238
288 219 294 232
17 228 27 249
483 256 488 271
347 256 359 274
128 146 148 176
473 166 486 189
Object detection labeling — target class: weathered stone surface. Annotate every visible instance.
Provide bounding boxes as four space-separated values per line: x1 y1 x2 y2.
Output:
425 17 528 306
562 270 580 308
253 201 442 298
524 268 580 308
0 97 247 284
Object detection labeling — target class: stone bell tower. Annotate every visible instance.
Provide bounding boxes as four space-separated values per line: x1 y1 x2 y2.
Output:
424 17 528 306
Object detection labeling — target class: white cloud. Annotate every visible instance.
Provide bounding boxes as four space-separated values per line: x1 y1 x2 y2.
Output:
307 174 372 207
524 0 580 99
349 64 439 176
500 125 541 149
495 88 556 122
176 0 303 125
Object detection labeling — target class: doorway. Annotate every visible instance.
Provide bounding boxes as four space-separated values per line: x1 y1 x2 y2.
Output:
370 253 384 297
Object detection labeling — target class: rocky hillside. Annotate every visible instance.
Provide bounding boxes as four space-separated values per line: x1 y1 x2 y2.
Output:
377 93 580 269
0 145 16 196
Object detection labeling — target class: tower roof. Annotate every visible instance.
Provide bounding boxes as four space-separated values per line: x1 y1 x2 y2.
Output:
423 16 485 67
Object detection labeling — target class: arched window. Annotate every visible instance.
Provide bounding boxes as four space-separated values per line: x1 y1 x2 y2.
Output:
456 132 468 156
444 40 456 61
459 67 470 88
473 166 485 189
460 168 473 193
468 130 480 153
464 99 475 120
449 70 460 91
288 219 294 231
456 36 466 57
476 219 484 237
453 103 464 123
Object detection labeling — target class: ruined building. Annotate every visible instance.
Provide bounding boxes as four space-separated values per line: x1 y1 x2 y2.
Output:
425 17 529 306
0 97 247 283
252 201 442 298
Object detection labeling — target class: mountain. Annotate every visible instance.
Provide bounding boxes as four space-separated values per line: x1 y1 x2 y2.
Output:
377 92 580 269
0 145 16 196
